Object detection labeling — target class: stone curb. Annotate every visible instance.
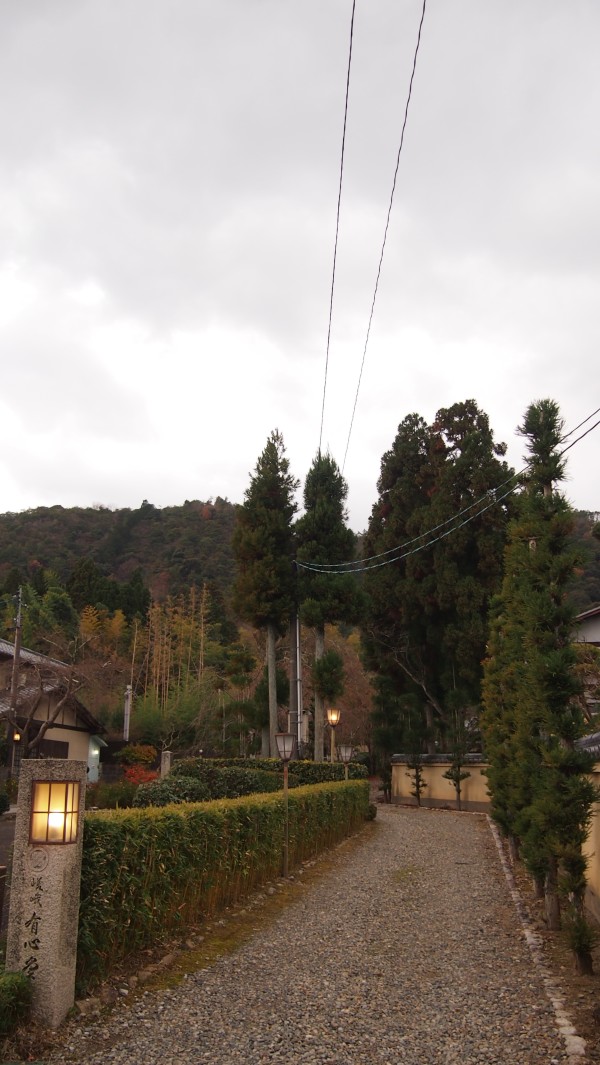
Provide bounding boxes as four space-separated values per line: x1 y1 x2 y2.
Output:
487 815 587 1064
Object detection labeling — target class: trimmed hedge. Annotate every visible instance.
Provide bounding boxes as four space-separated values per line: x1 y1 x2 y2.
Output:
0 971 32 1037
133 767 291 807
133 776 211 807
78 780 369 990
172 757 368 786
155 763 292 802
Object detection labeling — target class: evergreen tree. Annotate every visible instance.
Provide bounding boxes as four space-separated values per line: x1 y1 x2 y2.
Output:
362 401 512 761
232 430 298 756
296 453 363 760
482 399 598 971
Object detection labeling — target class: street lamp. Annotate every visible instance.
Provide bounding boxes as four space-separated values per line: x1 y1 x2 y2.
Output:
326 707 340 763
275 732 294 878
337 743 353 782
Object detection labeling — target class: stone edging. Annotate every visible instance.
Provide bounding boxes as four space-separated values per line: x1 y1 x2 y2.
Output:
487 815 587 1063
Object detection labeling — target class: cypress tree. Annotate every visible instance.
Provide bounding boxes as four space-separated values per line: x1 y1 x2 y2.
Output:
232 430 298 756
296 453 362 761
362 401 512 760
482 399 598 969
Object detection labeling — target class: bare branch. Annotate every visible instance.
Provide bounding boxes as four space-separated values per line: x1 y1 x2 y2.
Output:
366 625 444 719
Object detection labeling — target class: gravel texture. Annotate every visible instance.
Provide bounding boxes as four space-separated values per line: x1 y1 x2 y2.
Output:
51 806 572 1065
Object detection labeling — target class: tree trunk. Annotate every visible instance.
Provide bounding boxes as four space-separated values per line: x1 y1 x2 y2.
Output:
425 703 436 754
575 950 594 976
267 622 278 757
532 875 544 900
261 727 269 757
313 624 325 762
545 857 561 931
288 615 298 752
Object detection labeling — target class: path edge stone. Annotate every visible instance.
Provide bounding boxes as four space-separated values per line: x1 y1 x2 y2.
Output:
487 815 587 1064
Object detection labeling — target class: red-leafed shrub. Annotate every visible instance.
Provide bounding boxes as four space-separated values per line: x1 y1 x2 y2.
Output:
123 765 159 786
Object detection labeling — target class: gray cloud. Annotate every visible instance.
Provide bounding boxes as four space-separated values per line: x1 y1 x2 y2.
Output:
0 0 598 528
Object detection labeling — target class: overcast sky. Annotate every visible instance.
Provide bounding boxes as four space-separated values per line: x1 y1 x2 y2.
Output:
1 0 598 532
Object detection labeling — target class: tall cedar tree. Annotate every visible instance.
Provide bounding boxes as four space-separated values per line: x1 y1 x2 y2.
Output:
296 453 363 761
232 430 298 756
482 400 597 971
362 401 512 758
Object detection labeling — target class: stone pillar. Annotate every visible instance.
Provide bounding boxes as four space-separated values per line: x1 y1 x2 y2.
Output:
6 759 87 1028
160 750 172 778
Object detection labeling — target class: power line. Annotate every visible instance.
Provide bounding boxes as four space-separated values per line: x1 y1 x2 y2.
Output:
297 409 600 574
559 406 600 443
559 417 600 456
318 0 357 458
296 480 518 574
341 0 428 475
306 465 526 570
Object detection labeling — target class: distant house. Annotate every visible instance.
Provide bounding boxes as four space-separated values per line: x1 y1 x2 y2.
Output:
0 638 106 781
574 605 600 728
575 605 600 647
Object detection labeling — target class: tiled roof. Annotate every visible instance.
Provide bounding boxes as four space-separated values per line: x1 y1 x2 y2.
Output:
0 638 69 671
577 731 600 756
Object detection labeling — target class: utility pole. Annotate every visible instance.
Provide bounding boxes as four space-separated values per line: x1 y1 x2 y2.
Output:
296 613 304 749
123 684 132 741
9 587 23 716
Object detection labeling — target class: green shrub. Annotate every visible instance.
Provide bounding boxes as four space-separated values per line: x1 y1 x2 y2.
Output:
0 971 32 1037
171 756 367 788
0 789 10 816
133 776 211 807
168 760 287 799
86 780 138 810
116 743 158 766
203 756 282 773
78 780 369 990
171 756 281 779
288 760 368 785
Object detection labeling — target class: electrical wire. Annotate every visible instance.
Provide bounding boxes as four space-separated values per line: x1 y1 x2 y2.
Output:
341 0 428 475
296 480 518 575
318 0 357 458
297 409 600 575
558 406 600 443
559 417 600 457
305 464 527 570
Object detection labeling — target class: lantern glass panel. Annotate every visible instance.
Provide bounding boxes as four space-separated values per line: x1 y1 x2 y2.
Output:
30 780 80 844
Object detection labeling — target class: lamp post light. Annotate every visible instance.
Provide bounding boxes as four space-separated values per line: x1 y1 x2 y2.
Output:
326 707 341 763
275 732 294 878
337 743 353 782
6 759 87 1027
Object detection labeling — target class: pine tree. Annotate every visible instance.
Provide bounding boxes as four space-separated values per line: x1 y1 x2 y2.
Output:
482 399 598 970
296 453 363 760
232 430 298 756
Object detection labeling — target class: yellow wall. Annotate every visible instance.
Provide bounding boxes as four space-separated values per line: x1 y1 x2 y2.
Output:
583 768 600 922
391 760 490 810
48 727 90 762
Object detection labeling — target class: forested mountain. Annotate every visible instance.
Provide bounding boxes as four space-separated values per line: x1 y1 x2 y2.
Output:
0 497 237 602
0 499 598 612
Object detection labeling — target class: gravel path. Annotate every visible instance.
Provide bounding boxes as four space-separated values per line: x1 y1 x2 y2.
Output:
52 806 572 1065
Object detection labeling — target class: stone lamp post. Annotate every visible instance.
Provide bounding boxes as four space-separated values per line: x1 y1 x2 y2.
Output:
6 758 87 1027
